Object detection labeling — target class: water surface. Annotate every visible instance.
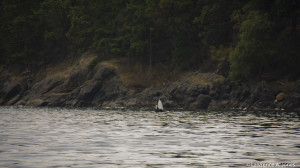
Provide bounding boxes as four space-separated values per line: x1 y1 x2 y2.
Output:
0 107 299 167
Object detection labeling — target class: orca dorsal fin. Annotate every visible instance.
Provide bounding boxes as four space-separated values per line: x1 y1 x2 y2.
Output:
157 99 163 110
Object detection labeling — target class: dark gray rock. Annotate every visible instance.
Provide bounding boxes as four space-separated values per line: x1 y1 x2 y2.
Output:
208 80 276 110
0 78 24 105
163 81 210 109
92 79 126 106
43 78 64 93
4 83 22 102
272 80 300 110
94 64 117 81
186 84 209 97
1 61 299 111
78 81 101 100
208 100 229 109
190 94 212 109
59 69 89 92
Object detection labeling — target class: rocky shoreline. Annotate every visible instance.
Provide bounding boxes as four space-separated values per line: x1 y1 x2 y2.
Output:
1 61 300 111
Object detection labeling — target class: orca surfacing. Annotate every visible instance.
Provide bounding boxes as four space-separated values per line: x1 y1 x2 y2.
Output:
155 99 164 112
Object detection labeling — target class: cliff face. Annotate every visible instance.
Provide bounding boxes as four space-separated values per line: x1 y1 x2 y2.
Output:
0 60 126 107
0 55 299 111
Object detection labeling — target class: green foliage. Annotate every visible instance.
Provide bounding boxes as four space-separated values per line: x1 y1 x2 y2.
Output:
229 11 272 79
0 0 43 66
210 45 232 67
0 0 299 79
229 0 299 80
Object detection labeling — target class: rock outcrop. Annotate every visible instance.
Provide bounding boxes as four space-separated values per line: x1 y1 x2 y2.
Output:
0 61 299 111
272 80 300 110
0 59 127 108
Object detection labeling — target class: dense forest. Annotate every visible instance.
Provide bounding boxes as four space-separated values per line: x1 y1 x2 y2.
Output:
0 0 299 80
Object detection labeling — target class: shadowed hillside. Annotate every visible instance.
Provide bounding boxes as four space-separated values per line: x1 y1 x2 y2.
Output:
0 0 299 110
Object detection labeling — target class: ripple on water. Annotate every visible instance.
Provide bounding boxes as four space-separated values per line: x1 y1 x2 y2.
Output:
0 107 299 167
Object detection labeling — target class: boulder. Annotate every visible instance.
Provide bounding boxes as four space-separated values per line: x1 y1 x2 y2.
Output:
276 93 287 101
190 94 212 109
27 98 47 106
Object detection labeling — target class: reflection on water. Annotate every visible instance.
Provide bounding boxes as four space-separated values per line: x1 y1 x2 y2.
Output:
0 107 299 167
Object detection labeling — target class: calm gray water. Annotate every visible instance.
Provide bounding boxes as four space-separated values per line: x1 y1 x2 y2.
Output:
0 107 299 168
